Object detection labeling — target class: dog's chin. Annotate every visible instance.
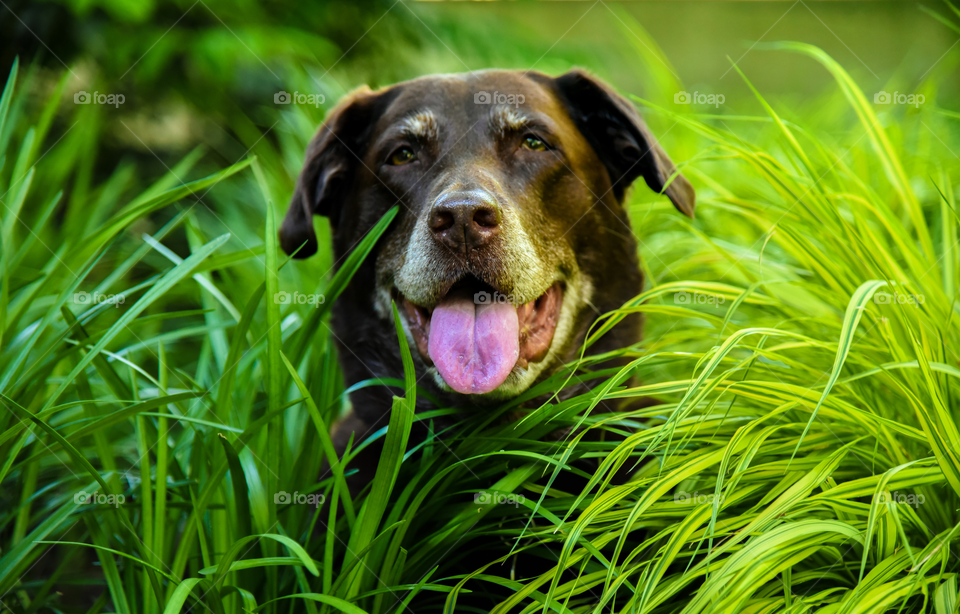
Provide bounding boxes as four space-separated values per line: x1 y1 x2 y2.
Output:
397 277 564 398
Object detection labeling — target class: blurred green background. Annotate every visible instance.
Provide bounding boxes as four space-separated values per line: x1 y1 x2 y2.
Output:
4 0 958 187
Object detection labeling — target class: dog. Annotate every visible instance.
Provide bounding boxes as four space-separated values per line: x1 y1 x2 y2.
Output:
280 69 694 482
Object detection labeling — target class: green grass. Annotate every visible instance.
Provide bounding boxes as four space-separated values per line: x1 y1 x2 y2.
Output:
2 26 960 614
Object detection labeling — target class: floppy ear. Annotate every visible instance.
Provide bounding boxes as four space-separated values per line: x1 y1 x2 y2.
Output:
280 86 390 258
553 69 695 217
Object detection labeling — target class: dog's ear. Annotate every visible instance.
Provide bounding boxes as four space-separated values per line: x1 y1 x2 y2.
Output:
280 86 391 258
553 70 695 217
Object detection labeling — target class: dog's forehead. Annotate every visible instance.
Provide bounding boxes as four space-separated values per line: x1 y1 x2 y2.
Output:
374 71 569 133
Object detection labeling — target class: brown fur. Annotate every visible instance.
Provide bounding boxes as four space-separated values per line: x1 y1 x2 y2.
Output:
280 70 694 484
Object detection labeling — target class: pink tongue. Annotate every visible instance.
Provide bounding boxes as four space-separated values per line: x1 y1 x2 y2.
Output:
428 290 519 394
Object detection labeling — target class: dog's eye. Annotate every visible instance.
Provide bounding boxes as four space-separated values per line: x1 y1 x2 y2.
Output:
522 135 548 151
389 147 417 165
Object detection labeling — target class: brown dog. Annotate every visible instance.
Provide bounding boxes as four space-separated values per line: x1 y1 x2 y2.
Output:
280 70 694 477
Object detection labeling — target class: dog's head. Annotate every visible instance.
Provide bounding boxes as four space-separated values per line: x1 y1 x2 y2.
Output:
281 70 693 402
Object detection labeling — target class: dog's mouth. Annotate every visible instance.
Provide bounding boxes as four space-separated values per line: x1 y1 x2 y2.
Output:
398 276 563 395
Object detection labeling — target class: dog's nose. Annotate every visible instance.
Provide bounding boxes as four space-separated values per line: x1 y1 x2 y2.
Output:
428 192 501 253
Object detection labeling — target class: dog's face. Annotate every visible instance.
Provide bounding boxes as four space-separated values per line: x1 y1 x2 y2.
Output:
281 70 693 406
